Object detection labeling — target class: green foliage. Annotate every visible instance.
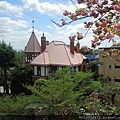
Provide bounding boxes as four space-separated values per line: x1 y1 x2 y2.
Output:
102 81 120 105
0 40 16 94
87 61 99 80
0 40 15 69
1 66 119 115
14 50 24 68
0 94 40 115
85 99 119 115
91 81 102 90
8 66 34 95
26 67 95 115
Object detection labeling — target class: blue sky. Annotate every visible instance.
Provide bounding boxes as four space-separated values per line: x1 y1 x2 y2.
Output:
0 0 113 51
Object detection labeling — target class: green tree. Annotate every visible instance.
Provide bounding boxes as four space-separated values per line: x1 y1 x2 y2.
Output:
101 78 120 105
8 66 34 95
26 67 98 115
0 94 40 115
0 40 15 94
84 99 119 115
87 61 99 80
0 67 119 116
14 50 24 68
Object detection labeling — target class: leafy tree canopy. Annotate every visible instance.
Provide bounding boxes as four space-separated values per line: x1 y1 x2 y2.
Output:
14 50 24 68
26 67 100 115
0 67 119 116
8 66 34 95
0 40 15 69
0 40 16 94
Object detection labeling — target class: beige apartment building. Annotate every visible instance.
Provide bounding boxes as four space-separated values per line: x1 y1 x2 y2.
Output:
99 46 120 84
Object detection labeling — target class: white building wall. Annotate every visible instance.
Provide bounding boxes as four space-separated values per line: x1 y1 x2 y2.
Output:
76 66 78 72
46 66 48 76
34 66 37 75
25 57 27 62
41 66 45 76
58 66 62 70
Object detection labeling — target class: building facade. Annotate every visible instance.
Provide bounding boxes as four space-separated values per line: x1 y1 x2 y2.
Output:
24 32 88 81
99 47 120 84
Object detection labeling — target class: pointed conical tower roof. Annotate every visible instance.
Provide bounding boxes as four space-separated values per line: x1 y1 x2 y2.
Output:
24 31 41 53
25 19 41 53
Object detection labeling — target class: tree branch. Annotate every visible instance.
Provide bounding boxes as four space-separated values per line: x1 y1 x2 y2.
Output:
51 16 90 27
71 0 79 9
83 12 108 39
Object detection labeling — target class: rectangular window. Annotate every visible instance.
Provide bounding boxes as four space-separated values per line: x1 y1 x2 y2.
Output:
34 66 37 75
99 74 103 77
109 78 111 81
73 66 76 72
37 66 41 76
114 79 120 82
41 66 45 76
115 66 120 69
27 54 32 62
109 65 111 68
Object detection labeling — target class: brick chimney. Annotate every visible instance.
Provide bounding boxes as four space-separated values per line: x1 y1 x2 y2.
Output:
41 33 46 52
76 42 80 53
69 36 75 55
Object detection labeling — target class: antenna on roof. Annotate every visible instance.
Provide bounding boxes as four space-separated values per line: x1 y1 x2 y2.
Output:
43 33 44 37
32 17 34 32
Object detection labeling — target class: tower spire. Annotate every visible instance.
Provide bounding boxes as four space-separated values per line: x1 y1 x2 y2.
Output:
32 18 34 32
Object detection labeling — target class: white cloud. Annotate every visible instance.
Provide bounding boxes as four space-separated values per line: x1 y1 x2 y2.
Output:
0 1 23 17
22 0 41 11
22 0 86 16
47 26 53 29
0 17 28 50
0 17 28 30
0 0 114 51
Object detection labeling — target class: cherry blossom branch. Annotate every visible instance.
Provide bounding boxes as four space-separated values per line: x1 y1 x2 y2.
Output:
83 12 108 39
51 16 90 27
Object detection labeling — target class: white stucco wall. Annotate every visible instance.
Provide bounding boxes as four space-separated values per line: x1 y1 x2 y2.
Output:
41 66 45 76
58 66 62 70
46 66 48 76
34 66 37 75
76 66 78 72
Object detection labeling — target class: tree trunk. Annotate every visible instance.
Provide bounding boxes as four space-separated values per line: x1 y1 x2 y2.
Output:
111 93 116 104
3 68 9 94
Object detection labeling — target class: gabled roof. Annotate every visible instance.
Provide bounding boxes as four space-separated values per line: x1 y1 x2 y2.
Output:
30 41 87 66
24 31 41 53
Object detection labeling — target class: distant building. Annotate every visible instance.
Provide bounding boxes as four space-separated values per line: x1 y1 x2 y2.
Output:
24 31 88 81
98 46 120 84
85 54 96 61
